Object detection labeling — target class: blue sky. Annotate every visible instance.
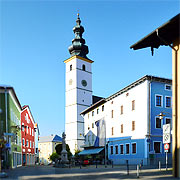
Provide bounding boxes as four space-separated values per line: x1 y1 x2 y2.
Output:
1 0 179 137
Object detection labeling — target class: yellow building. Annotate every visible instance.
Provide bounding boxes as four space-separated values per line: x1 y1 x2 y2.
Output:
38 135 62 164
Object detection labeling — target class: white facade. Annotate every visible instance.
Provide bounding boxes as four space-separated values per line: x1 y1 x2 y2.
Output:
83 79 149 144
64 55 93 154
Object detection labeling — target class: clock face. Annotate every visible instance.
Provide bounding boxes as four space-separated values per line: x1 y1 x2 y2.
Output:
69 79 73 85
81 80 87 87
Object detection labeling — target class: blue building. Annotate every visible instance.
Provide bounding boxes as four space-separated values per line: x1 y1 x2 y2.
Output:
81 75 172 165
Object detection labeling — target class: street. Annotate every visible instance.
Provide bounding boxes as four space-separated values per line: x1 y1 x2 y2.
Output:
0 165 178 180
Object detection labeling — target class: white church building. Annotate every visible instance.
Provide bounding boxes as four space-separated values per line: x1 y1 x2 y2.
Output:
64 15 172 165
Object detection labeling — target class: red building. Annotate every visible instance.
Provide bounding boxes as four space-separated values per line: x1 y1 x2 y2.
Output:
21 105 35 165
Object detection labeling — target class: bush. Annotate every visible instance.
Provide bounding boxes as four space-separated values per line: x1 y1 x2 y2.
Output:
55 144 72 159
50 152 59 162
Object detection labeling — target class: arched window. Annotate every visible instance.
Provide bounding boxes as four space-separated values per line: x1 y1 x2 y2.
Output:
70 64 72 71
82 64 86 71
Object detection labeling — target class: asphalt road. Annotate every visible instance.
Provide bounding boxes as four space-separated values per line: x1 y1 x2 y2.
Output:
0 165 178 180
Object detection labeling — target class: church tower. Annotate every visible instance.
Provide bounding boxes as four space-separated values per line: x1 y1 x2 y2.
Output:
64 14 93 154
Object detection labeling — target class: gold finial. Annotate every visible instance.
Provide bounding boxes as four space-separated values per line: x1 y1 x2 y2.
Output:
77 10 79 18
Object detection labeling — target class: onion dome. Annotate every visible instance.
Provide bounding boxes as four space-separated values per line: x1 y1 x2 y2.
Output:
68 14 89 59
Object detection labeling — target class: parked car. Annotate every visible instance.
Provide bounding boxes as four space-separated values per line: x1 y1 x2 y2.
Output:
83 160 90 165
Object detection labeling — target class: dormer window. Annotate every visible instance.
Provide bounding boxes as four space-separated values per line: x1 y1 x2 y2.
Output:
82 64 86 71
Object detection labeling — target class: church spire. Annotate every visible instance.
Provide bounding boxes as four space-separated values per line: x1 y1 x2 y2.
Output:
68 14 89 59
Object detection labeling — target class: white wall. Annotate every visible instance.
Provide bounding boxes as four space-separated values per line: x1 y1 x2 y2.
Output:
84 80 149 145
65 57 93 154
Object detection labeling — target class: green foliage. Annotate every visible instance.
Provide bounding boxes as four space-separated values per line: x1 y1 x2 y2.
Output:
55 144 72 159
49 152 59 162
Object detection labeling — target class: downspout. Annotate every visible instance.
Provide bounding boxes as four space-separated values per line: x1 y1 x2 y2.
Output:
156 29 179 177
146 77 152 164
148 77 152 139
5 88 8 133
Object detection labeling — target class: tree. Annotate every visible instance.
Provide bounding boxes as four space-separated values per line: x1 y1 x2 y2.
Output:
74 149 81 158
49 152 59 162
55 144 72 159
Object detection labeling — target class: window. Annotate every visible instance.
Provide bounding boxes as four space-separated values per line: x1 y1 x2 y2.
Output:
22 138 25 146
82 64 86 71
166 118 171 125
132 121 135 131
102 105 104 112
156 117 161 128
120 144 124 154
92 123 94 128
126 144 130 154
70 64 72 71
32 129 34 136
132 143 136 154
120 105 123 115
33 142 35 148
30 127 31 135
165 84 172 91
88 114 89 119
154 142 161 153
121 124 123 133
132 100 135 110
22 123 24 132
26 140 29 147
166 96 171 108
156 95 162 107
115 145 118 154
30 141 31 148
92 111 94 116
111 127 114 135
110 146 113 155
111 101 113 104
111 110 114 118
97 108 99 114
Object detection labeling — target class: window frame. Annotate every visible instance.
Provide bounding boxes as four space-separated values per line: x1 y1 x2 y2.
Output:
102 105 104 112
120 105 123 115
165 117 171 125
155 116 162 129
132 100 135 111
111 110 114 118
126 143 130 154
110 145 113 155
115 145 118 154
165 84 172 91
132 143 137 154
111 127 114 136
165 96 171 108
154 141 161 154
22 138 25 147
120 144 124 155
121 124 123 133
22 123 24 132
92 123 94 128
82 64 86 71
155 94 163 107
70 64 72 71
132 121 135 131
